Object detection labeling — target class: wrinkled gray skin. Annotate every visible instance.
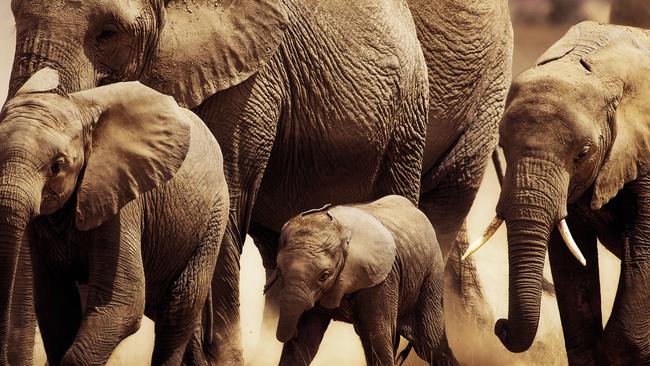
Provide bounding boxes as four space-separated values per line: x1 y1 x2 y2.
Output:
610 0 650 28
496 21 650 365
4 0 512 363
0 72 229 365
269 196 457 366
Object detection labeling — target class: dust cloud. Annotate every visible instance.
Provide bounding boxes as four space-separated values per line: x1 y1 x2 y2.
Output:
0 1 623 365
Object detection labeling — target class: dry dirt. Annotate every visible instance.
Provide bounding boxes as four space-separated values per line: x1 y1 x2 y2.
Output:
0 2 622 365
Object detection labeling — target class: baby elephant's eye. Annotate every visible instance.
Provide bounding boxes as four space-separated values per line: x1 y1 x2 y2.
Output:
574 145 590 162
318 271 330 283
50 157 65 175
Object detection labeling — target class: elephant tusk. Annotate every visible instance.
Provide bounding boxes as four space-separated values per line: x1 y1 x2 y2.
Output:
461 217 503 261
558 219 587 267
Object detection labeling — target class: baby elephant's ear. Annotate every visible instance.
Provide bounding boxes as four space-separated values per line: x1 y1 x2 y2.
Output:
70 82 191 230
319 206 396 309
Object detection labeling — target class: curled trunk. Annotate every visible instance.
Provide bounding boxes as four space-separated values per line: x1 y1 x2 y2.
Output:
496 157 567 352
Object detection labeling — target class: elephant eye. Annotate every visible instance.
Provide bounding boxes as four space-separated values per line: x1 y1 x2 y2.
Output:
318 271 330 283
96 25 119 44
50 157 65 175
574 145 590 162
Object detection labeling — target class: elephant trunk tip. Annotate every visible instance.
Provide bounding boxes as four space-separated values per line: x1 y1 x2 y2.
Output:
495 318 534 353
276 325 297 343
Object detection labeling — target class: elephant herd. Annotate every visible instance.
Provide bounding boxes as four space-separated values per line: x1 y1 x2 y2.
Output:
1 0 650 365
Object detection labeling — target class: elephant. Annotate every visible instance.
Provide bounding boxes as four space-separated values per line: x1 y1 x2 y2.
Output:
0 68 230 365
4 0 513 363
465 21 650 365
266 195 457 366
610 0 650 28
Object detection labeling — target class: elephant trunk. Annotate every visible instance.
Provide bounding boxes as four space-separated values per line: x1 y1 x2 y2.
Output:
276 287 313 343
8 27 92 99
0 182 36 363
495 157 567 353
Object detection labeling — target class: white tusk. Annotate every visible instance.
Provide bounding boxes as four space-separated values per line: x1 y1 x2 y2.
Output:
462 217 503 261
558 219 587 267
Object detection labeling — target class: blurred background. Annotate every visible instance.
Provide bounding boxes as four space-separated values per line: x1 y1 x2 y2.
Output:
0 0 623 365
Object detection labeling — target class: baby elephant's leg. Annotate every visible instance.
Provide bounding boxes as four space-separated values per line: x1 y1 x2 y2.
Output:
413 274 458 366
353 284 399 366
62 210 146 366
152 206 225 365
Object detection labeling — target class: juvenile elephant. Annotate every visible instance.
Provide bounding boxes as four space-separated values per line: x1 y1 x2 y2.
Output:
1 68 229 365
267 195 457 366
4 0 512 363
467 21 650 364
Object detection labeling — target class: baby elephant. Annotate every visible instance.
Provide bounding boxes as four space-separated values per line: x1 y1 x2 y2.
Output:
0 69 228 365
268 195 457 365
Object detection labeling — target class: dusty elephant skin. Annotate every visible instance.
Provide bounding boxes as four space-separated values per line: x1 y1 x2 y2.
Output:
5 0 512 364
480 21 650 365
267 196 457 366
0 69 229 365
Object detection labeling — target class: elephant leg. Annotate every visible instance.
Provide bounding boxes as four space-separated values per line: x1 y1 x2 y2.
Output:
154 205 225 365
32 253 81 365
412 272 458 366
603 183 650 364
279 308 331 366
194 68 282 365
419 108 498 337
374 92 428 204
548 218 606 366
353 284 399 366
8 241 36 366
63 212 145 366
248 223 283 362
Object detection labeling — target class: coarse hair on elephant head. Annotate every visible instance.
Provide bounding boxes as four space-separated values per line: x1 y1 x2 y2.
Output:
0 68 191 360
467 23 650 353
267 205 397 343
8 0 289 107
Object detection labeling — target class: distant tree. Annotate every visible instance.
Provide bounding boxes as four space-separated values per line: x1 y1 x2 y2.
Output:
549 0 584 23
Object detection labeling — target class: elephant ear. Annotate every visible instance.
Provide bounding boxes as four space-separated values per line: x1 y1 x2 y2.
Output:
589 40 650 210
142 0 289 108
319 206 396 309
70 82 191 230
535 25 580 66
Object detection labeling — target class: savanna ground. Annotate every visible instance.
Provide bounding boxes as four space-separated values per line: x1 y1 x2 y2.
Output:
0 1 622 365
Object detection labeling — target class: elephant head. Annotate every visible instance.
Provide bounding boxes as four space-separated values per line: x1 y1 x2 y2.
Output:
268 205 396 343
8 0 288 107
465 23 650 352
0 68 191 359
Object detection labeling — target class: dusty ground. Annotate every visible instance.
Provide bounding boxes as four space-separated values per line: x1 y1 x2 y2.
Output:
0 1 622 365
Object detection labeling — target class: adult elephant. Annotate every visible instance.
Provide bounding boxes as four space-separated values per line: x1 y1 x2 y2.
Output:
3 0 513 364
468 21 650 364
610 0 650 28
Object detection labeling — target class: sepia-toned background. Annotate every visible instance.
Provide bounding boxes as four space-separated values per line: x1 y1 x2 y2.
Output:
0 0 622 365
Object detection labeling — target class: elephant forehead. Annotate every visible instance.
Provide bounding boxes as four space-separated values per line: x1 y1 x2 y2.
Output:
14 0 145 20
2 94 83 134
